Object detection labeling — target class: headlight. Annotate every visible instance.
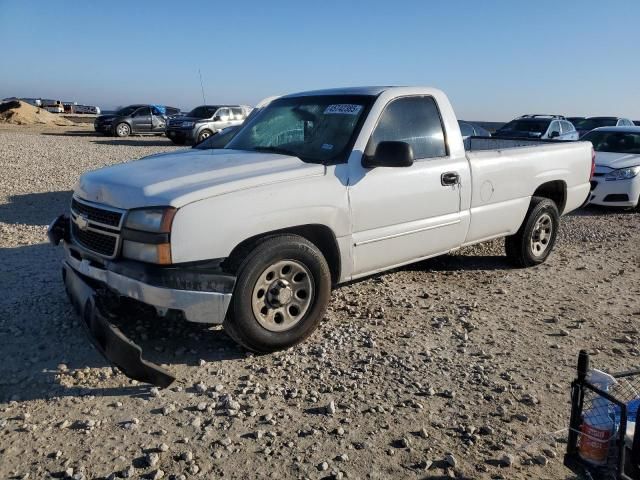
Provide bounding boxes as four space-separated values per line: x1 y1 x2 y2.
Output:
182 121 195 128
605 166 640 181
122 207 176 264
125 207 176 233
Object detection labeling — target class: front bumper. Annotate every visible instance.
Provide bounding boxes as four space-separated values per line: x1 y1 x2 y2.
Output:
94 123 113 133
166 128 196 143
48 214 235 386
588 176 640 208
49 215 234 324
63 263 176 387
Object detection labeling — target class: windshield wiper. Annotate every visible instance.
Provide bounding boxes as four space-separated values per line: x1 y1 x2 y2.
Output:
252 146 301 158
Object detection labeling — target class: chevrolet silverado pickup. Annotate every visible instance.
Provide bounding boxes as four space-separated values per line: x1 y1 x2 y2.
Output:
49 86 593 387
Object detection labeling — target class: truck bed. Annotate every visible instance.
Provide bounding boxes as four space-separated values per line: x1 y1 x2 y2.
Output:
464 136 564 152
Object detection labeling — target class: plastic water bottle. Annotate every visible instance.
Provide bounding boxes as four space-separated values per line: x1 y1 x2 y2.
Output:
579 369 617 466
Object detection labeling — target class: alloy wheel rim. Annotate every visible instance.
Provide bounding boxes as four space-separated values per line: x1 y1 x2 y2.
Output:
251 259 314 332
530 213 553 257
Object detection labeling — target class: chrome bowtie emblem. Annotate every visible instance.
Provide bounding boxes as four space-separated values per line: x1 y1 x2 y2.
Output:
76 214 89 231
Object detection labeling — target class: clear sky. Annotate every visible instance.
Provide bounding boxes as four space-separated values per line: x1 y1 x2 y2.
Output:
1 0 639 121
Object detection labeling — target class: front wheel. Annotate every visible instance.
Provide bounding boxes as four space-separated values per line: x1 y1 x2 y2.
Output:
114 122 131 137
197 129 213 143
505 196 560 267
224 235 331 352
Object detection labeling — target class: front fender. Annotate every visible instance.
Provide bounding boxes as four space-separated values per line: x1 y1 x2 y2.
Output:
169 174 350 264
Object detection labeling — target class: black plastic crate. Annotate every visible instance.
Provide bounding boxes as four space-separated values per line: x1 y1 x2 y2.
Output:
565 350 640 479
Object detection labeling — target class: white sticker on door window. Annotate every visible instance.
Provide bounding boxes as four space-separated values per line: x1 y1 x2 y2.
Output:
324 104 363 115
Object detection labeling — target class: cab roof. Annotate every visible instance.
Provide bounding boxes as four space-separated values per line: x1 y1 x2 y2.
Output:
283 86 397 98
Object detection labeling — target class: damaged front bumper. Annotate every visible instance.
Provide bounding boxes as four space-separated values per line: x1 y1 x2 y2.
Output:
48 214 235 387
63 263 176 388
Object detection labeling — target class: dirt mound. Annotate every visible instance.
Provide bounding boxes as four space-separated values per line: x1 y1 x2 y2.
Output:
0 100 75 126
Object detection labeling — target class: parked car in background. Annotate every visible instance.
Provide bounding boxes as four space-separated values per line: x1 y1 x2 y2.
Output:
94 104 180 137
567 117 585 125
458 120 491 139
165 105 252 145
74 105 101 115
494 115 579 141
573 117 635 137
583 126 640 210
193 96 280 150
48 86 593 385
42 99 64 113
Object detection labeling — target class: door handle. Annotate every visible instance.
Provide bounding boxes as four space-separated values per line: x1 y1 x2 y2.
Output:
441 172 460 186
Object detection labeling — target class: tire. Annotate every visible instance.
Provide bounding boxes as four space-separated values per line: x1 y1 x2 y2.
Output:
114 122 131 137
224 234 331 352
197 129 213 143
505 196 560 267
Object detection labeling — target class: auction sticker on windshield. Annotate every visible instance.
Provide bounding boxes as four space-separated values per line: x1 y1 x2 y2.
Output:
324 104 363 115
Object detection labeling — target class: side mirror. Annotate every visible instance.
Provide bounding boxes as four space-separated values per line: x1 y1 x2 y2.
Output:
362 141 414 168
549 130 560 139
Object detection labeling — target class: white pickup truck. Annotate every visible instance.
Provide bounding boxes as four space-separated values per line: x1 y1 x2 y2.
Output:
49 86 593 386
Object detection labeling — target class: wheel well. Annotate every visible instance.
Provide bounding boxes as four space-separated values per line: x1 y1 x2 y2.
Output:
532 181 567 213
225 225 341 284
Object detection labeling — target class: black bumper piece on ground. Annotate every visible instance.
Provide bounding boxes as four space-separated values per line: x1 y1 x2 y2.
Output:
63 263 176 388
48 214 70 246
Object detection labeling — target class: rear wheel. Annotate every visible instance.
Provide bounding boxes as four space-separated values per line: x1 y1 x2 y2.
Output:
224 235 331 352
114 122 131 137
505 196 559 267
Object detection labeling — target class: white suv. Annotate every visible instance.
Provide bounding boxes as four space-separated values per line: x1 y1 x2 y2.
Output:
495 115 579 141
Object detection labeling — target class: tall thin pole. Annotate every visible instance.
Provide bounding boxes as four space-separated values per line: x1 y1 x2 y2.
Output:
198 69 207 105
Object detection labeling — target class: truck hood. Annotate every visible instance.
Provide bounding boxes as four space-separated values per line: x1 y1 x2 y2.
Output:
595 151 640 170
75 149 325 209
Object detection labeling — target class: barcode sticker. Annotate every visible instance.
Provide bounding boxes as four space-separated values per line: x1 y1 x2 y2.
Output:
324 104 363 115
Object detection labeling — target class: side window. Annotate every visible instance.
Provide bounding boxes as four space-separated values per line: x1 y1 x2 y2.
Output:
459 122 473 137
561 121 574 133
231 107 244 120
549 121 560 135
216 108 230 121
369 96 446 160
134 107 151 117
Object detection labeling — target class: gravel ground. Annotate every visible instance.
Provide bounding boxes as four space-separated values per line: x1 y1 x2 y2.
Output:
1 126 639 480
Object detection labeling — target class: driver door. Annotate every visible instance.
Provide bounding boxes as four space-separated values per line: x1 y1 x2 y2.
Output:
131 107 152 133
348 96 469 276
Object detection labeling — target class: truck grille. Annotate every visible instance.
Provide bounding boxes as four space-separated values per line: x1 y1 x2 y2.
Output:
71 223 118 256
70 197 125 259
71 198 122 228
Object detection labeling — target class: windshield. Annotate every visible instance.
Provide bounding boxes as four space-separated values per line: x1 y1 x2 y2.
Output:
574 118 617 130
225 95 374 164
498 119 551 134
582 131 640 154
116 106 140 116
188 106 219 119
